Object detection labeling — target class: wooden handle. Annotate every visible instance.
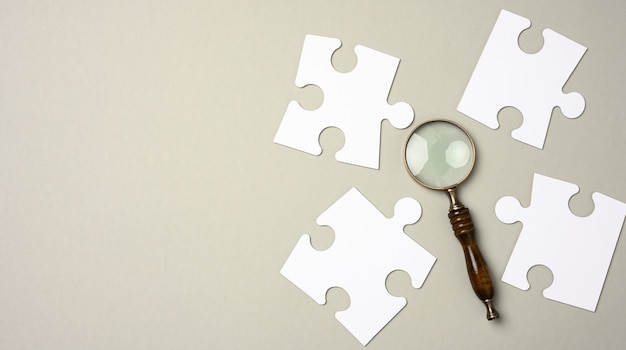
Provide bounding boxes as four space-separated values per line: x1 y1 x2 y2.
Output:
448 206 499 320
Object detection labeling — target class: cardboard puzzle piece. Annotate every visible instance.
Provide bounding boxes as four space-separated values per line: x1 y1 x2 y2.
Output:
281 187 436 345
274 34 414 169
457 9 587 149
496 173 626 311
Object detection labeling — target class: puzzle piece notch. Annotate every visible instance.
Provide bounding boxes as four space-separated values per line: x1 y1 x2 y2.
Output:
496 173 626 311
281 188 436 345
457 9 587 149
274 34 414 169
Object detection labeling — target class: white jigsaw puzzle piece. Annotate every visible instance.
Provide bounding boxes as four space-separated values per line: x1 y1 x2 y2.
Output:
274 34 414 169
281 187 436 345
496 173 626 311
458 9 587 149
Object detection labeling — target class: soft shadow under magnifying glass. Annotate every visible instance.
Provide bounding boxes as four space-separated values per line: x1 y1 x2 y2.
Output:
404 119 499 320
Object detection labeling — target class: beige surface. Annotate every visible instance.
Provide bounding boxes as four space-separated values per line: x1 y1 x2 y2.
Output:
1 1 625 349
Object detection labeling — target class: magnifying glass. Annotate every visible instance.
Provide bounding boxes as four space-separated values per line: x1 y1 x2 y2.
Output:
404 119 499 320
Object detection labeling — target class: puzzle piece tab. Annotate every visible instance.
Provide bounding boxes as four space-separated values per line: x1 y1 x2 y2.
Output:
496 173 626 311
457 9 587 149
274 34 414 169
281 188 435 345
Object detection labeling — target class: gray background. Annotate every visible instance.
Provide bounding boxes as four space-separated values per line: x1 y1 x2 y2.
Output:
1 0 625 349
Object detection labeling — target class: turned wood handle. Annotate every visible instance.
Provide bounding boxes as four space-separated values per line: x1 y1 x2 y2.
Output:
448 206 499 320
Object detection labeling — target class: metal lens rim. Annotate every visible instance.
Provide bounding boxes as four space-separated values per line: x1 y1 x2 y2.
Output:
403 119 476 190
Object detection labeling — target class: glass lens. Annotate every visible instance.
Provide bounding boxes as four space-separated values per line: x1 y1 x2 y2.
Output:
405 120 475 189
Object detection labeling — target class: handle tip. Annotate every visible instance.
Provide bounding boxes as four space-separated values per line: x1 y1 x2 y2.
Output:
484 299 499 320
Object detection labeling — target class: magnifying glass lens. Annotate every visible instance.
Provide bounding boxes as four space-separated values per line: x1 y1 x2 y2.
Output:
405 120 475 189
